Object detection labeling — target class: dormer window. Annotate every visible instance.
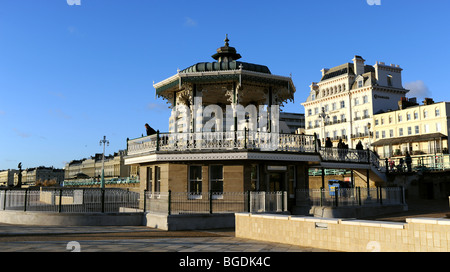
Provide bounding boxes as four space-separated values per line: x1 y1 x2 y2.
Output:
358 80 363 88
387 75 393 86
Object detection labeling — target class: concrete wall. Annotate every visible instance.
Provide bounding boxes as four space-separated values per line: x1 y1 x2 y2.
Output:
145 212 235 231
235 213 450 252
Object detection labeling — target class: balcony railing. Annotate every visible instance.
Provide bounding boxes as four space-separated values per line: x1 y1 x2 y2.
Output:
127 131 317 156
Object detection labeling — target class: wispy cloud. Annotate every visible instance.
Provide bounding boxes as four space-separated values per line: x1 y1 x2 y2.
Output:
48 91 66 99
13 128 31 138
0 110 5 115
184 17 198 27
147 103 168 111
49 109 71 120
404 80 431 100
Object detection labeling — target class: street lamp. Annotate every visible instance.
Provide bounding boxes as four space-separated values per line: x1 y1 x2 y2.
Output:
99 136 109 189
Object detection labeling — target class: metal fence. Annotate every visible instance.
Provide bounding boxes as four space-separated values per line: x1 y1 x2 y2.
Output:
143 191 288 215
296 187 405 208
0 188 140 213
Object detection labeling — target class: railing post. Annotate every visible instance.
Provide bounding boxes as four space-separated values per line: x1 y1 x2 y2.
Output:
156 130 160 151
320 187 324 206
247 190 251 212
335 187 339 207
209 190 213 214
3 189 7 210
168 190 172 215
244 128 248 149
101 189 105 213
357 186 361 206
143 190 147 212
380 187 383 205
59 189 63 213
281 191 285 211
385 158 389 173
24 189 28 212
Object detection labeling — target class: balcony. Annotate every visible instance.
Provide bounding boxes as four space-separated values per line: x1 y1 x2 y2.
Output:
127 131 317 156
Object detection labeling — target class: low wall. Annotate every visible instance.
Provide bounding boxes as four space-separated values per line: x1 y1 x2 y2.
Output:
308 204 408 218
0 210 144 226
144 213 235 231
235 213 450 252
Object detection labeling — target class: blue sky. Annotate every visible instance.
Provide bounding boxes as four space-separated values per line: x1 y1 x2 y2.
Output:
0 0 449 170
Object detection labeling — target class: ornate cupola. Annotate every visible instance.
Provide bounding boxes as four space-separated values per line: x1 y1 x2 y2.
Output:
211 34 242 62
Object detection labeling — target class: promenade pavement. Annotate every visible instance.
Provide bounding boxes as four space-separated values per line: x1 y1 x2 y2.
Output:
0 224 332 252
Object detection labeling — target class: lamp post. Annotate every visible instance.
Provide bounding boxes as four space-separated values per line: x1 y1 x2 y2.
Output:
367 122 371 150
99 136 109 189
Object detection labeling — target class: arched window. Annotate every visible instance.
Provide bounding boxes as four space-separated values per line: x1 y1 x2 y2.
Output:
435 107 440 117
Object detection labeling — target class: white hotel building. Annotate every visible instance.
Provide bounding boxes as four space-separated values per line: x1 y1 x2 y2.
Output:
302 55 409 149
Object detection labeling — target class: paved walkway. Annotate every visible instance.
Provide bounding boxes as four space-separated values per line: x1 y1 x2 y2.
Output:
0 224 332 252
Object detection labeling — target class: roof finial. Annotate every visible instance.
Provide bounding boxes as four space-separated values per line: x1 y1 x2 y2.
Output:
224 34 229 47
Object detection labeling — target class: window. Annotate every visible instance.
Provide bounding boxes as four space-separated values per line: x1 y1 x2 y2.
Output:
363 95 368 104
189 165 202 195
387 74 393 86
333 116 338 123
398 115 403 122
389 116 392 124
340 101 345 108
436 123 442 132
314 107 319 115
375 119 379 126
324 104 329 112
315 120 319 127
424 124 429 133
308 109 312 116
415 125 419 134
382 131 386 138
389 129 394 137
375 131 379 139
424 110 428 118
363 109 369 118
436 108 440 117
407 127 412 135
155 166 161 193
210 165 223 196
354 98 359 106
341 114 346 122
414 112 418 120
311 94 315 100
399 128 403 136
341 129 346 137
380 117 384 124
407 113 411 121
146 167 152 192
358 81 363 88
308 121 312 129
332 102 337 111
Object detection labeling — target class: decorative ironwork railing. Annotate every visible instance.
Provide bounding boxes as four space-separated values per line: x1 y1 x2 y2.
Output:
127 131 317 155
127 131 387 172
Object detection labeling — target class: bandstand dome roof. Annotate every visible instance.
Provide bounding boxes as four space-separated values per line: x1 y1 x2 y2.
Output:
153 35 295 97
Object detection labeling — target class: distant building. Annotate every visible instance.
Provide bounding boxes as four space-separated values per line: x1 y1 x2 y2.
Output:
64 150 130 180
0 169 19 187
279 112 305 134
302 55 409 148
16 166 64 186
371 98 450 158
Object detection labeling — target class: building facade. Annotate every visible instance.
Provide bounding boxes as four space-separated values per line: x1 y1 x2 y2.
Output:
64 150 130 180
0 169 19 187
371 98 450 159
302 56 409 148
